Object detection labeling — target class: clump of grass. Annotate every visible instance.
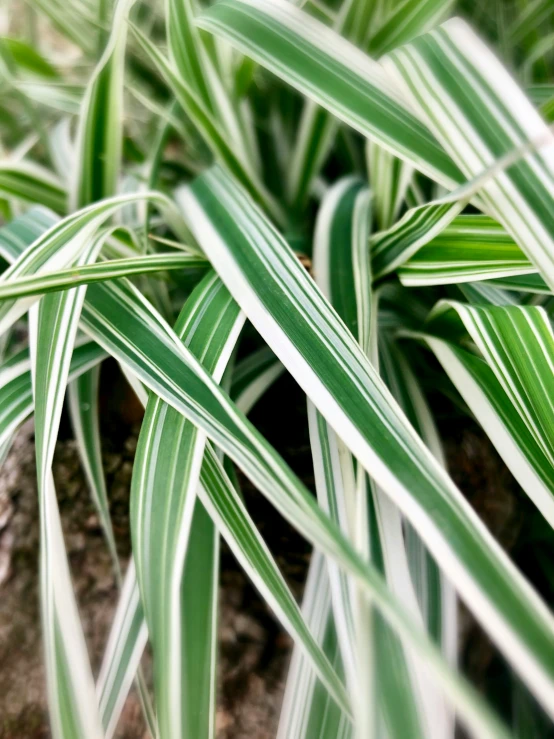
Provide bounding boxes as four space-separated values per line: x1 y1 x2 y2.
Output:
1 0 554 736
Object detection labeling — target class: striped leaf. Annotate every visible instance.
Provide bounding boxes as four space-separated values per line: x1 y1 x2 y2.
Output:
131 26 284 225
311 177 376 736
96 560 150 739
68 366 120 576
6 0 554 734
371 193 467 280
397 215 538 287
167 0 214 108
305 404 365 722
377 336 456 663
368 0 455 57
366 140 413 232
70 21 160 733
419 300 554 529
72 0 135 209
197 0 463 187
309 401 435 739
0 252 208 299
286 0 374 208
277 552 351 739
77 266 508 737
0 339 106 450
99 325 350 735
177 165 554 722
313 176 449 739
200 443 351 715
131 271 245 739
0 162 67 213
384 19 554 292
175 495 219 739
287 0 455 208
29 230 105 739
482 274 551 294
370 136 543 281
0 192 173 335
167 0 256 174
0 207 58 265
417 330 554 532
92 344 256 736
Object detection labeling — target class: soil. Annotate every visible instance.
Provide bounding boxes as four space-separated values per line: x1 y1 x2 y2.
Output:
0 368 550 738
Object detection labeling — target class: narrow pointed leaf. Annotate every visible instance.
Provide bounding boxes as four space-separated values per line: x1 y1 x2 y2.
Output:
384 20 554 292
313 175 447 739
397 215 538 286
72 0 135 209
131 271 245 739
0 339 106 449
197 0 463 187
0 192 173 335
287 0 375 207
0 162 67 213
96 560 149 739
0 206 58 265
29 232 105 738
131 26 284 224
0 253 208 299
277 552 352 739
68 366 120 576
418 301 554 529
77 269 508 738
368 0 455 56
200 443 351 714
366 140 413 232
378 337 456 662
177 165 554 720
371 193 468 279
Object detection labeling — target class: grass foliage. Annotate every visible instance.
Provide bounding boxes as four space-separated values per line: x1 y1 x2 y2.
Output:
1 0 554 735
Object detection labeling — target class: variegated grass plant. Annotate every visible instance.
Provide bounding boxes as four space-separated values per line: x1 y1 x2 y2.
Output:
1 0 554 735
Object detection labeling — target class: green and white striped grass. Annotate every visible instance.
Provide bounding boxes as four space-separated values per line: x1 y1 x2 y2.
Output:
2 0 554 736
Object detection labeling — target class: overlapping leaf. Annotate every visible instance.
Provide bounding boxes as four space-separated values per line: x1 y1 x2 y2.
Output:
76 262 508 737
197 0 462 186
177 165 554 721
416 301 554 529
384 20 554 291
